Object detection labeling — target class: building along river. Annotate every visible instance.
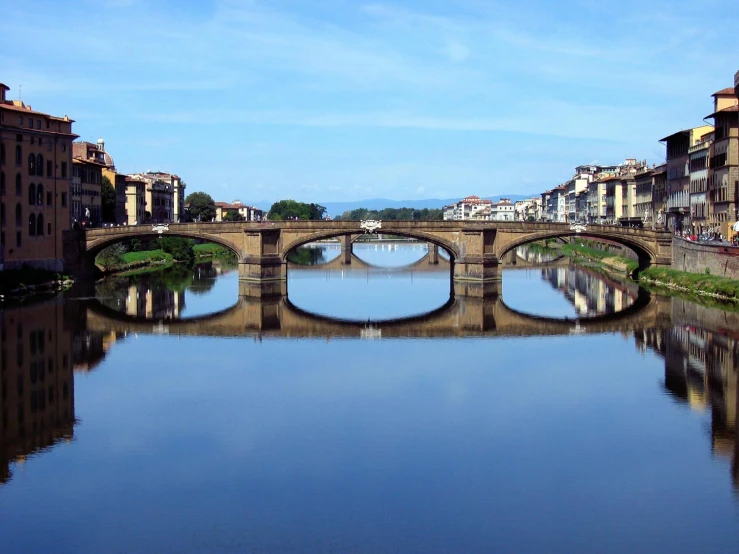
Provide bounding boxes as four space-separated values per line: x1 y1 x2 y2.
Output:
0 243 738 553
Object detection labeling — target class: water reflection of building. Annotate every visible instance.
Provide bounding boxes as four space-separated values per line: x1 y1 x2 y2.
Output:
541 266 636 316
124 285 185 319
0 302 76 484
637 325 738 490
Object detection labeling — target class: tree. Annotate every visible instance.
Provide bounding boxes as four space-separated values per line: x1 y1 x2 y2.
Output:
101 176 117 223
223 210 244 222
185 191 216 222
267 200 327 220
159 236 195 265
96 243 126 271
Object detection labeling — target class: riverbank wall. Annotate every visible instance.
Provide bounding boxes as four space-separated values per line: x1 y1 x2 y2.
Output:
671 238 739 279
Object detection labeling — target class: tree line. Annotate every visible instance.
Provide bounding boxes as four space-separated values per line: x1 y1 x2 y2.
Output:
334 207 443 221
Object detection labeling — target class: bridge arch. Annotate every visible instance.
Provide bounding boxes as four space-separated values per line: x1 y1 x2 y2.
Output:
281 229 459 262
498 230 657 270
84 229 243 260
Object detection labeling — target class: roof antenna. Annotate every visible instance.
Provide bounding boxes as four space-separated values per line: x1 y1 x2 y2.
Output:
18 84 21 102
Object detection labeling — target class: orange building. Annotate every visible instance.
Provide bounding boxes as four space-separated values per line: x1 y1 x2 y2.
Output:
0 82 77 270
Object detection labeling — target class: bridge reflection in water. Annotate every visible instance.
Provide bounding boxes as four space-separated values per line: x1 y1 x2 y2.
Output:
2 291 738 492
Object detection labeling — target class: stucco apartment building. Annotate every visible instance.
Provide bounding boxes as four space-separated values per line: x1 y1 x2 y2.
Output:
705 88 738 235
214 201 265 222
0 82 76 271
73 139 126 225
442 195 492 220
660 125 714 233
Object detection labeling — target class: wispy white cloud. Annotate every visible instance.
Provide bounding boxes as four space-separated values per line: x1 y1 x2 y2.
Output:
2 0 737 201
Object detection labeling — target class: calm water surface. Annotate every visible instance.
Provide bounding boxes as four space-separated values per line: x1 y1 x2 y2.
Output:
1 244 738 553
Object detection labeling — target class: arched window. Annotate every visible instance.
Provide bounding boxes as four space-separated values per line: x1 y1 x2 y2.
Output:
15 145 21 165
15 203 22 227
36 154 43 177
28 153 35 175
0 143 5 165
37 213 44 236
37 183 43 206
28 213 36 236
15 173 21 196
28 183 36 205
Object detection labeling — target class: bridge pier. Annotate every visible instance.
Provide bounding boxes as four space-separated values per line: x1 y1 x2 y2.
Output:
428 243 439 264
237 229 287 298
341 235 352 265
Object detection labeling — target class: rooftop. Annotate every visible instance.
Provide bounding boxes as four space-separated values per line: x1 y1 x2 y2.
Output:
712 87 736 96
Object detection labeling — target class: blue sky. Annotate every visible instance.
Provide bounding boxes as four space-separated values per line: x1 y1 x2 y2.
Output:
1 0 737 203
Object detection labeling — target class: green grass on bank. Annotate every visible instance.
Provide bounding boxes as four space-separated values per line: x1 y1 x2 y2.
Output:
639 267 739 301
562 243 639 273
121 249 172 264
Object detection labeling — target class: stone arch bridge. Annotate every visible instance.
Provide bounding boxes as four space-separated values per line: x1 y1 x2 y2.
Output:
64 220 672 297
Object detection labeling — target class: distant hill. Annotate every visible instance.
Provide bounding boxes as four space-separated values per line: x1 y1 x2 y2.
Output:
252 196 534 218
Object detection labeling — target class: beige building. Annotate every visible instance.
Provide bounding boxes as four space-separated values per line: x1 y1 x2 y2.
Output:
126 171 186 223
619 174 638 225
72 140 126 225
704 88 738 236
660 125 714 232
124 176 146 225
688 131 712 233
0 82 77 270
71 157 103 227
214 201 264 222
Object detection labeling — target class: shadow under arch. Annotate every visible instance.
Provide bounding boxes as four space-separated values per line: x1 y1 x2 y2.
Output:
499 230 655 269
281 229 460 263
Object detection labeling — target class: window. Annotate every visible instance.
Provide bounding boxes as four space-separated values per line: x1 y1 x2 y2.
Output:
0 143 5 165
28 183 36 205
0 202 4 227
15 145 21 165
0 171 4 195
36 120 41 130
36 214 44 236
18 116 23 126
36 154 43 177
28 213 36 236
27 119 33 129
15 174 21 196
37 184 43 206
46 191 51 206
61 142 67 153
61 162 67 178
61 192 67 207
46 160 52 177
15 203 21 227
28 153 35 175
47 222 51 235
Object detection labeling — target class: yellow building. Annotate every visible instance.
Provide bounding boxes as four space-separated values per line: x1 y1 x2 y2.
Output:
0 82 77 270
74 139 126 225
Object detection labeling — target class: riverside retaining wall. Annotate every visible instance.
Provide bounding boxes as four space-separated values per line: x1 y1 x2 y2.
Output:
672 238 739 278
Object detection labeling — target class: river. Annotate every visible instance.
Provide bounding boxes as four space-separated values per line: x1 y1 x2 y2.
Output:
1 243 738 553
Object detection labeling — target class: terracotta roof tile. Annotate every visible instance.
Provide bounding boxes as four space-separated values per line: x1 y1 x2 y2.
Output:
712 87 736 96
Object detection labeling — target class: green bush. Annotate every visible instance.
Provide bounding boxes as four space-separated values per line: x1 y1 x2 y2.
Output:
96 243 127 271
158 236 195 265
